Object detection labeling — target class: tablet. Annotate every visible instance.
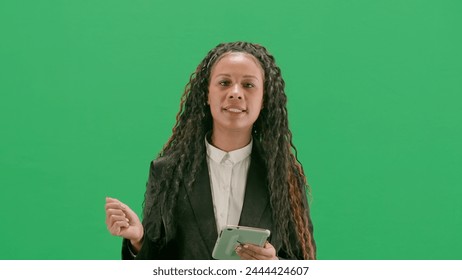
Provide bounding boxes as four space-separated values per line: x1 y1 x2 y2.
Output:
212 225 271 260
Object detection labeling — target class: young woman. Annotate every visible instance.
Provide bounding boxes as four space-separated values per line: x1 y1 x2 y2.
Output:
105 41 316 260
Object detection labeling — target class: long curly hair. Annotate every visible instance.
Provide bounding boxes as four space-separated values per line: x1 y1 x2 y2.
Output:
144 41 315 259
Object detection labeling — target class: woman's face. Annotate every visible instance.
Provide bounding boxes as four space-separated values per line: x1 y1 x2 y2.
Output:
207 52 264 134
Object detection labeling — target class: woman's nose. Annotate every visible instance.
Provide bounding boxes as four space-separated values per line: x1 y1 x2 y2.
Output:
228 84 243 100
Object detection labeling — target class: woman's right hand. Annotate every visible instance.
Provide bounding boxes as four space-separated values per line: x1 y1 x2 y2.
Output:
105 197 144 252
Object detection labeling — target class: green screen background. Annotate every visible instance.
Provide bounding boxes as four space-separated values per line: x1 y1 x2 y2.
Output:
1 0 461 260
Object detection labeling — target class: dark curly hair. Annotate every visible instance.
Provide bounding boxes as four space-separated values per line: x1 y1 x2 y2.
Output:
143 41 315 259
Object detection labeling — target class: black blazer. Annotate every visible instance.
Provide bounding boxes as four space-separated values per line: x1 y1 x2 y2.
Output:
122 145 314 259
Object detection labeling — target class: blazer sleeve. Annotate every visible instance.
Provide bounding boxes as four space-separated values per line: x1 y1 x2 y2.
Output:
121 159 167 260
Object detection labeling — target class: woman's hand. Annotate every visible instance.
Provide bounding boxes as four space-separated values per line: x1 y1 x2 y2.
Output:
235 241 278 260
105 197 144 252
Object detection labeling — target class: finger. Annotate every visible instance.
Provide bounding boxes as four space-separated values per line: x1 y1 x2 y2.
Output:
241 243 276 260
109 220 130 236
236 247 258 260
106 210 129 227
243 244 266 254
237 245 258 259
105 208 126 225
241 249 272 260
235 246 247 259
105 202 124 211
106 197 120 203
118 203 139 221
105 208 126 220
263 242 278 259
106 198 128 212
108 217 129 230
106 213 129 226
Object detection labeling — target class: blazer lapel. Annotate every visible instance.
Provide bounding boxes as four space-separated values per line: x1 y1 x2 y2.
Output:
239 148 270 227
183 144 271 256
185 158 218 255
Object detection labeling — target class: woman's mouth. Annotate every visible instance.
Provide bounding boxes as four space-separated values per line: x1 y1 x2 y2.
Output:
224 106 246 113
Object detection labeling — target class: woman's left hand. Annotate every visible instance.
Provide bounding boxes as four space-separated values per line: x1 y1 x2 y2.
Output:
235 241 278 260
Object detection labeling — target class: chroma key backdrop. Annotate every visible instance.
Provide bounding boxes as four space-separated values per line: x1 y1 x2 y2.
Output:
0 0 461 259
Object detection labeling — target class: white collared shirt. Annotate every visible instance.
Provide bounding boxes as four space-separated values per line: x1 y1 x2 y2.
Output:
205 138 252 233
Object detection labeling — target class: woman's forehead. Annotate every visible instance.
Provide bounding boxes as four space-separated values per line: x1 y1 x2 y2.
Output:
211 52 264 77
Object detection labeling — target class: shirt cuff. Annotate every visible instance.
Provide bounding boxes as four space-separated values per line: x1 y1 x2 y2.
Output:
127 240 138 258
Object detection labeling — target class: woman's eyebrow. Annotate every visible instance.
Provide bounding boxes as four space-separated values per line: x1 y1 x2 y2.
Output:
242 75 260 80
214 73 231 78
214 73 260 80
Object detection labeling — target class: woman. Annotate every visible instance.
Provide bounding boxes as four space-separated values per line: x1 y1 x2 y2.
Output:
105 41 316 260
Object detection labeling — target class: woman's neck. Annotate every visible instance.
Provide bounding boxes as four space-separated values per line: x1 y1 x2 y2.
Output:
210 127 252 152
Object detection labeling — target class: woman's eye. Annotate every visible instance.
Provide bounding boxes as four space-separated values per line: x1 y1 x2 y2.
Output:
244 83 254 88
219 81 230 86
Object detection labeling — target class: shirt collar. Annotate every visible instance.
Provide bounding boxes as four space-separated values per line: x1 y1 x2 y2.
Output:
205 136 253 165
